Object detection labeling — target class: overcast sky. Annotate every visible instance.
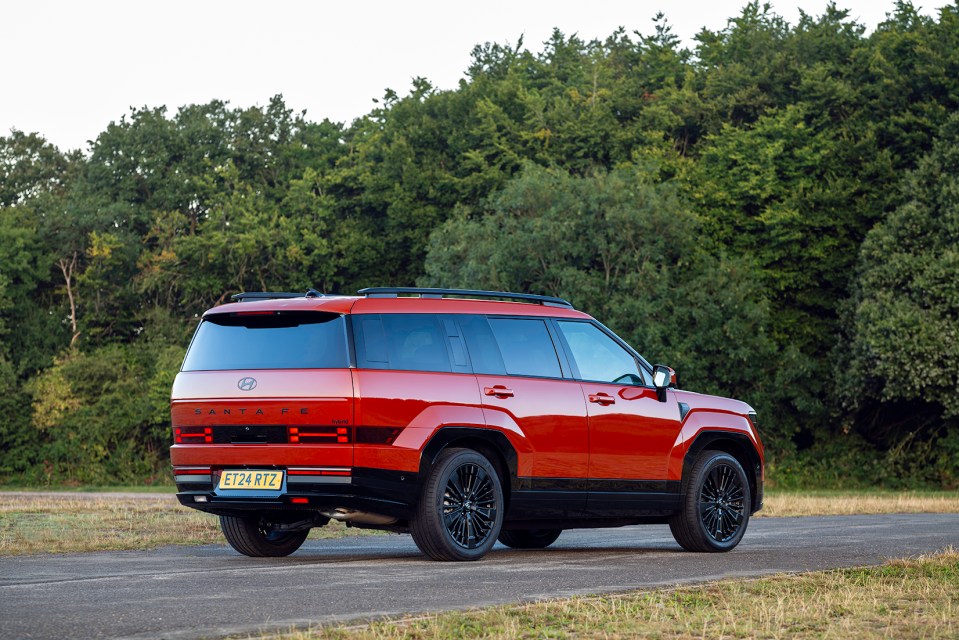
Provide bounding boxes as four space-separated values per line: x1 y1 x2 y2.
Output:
1 0 947 152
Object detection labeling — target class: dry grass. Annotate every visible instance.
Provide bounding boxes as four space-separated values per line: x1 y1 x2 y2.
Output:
0 494 376 556
265 549 959 639
2 490 957 556
760 490 959 517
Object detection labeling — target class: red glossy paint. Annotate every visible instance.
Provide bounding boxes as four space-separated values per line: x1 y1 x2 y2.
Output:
476 374 589 478
583 384 683 480
170 370 354 469
351 369 485 473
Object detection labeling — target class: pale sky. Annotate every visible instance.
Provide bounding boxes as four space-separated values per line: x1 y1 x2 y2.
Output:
0 0 947 152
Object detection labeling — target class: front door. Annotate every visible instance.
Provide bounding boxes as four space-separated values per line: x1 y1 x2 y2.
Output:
553 320 683 515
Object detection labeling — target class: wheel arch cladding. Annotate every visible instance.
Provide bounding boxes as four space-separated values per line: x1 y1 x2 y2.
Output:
683 431 762 513
419 427 518 509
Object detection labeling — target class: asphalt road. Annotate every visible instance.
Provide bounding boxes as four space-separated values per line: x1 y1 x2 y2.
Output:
2 513 957 640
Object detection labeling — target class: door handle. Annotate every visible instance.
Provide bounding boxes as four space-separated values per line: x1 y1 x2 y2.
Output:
484 385 514 398
588 392 615 405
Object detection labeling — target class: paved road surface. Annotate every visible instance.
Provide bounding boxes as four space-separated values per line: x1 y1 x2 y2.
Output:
1 514 957 640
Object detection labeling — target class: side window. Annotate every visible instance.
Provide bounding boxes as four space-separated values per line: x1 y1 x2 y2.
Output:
355 314 452 373
487 318 562 379
382 314 451 372
458 315 506 375
557 321 644 384
355 315 388 367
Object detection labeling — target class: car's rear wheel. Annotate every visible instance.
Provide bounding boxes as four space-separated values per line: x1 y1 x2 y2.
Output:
669 450 751 552
410 448 504 561
219 514 310 557
498 528 562 549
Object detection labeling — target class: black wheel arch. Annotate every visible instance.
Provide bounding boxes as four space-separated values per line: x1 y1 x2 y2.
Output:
682 431 763 513
419 427 518 510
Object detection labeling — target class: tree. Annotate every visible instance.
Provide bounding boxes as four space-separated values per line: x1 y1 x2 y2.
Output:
423 164 780 440
844 113 959 422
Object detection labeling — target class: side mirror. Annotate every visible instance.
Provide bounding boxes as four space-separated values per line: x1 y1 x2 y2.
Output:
652 364 677 402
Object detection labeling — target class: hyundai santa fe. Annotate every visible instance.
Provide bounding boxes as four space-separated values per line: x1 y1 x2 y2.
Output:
171 287 763 561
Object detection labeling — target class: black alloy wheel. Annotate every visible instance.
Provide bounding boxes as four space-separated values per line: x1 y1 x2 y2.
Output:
669 450 751 552
699 463 747 543
443 461 498 548
410 448 504 561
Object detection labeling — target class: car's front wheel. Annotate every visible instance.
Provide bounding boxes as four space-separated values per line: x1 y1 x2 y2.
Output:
669 450 751 552
219 514 310 557
410 448 504 561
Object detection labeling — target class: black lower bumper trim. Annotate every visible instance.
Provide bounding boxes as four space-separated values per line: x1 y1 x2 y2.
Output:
176 467 418 519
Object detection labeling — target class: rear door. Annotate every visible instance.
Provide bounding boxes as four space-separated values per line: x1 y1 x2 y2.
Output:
460 315 589 518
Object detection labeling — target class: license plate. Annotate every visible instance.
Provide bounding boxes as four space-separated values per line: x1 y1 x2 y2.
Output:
217 470 284 491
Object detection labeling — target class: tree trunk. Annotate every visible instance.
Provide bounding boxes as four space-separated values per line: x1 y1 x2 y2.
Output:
58 251 80 348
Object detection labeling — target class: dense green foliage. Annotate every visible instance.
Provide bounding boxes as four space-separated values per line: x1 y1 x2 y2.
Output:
1 2 957 486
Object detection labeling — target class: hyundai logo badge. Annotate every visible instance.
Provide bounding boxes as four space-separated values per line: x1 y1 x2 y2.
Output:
237 377 257 391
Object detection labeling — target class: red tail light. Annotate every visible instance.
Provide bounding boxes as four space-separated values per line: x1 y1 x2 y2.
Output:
174 427 212 444
288 426 352 444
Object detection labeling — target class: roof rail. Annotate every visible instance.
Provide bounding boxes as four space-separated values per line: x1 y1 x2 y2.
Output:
357 287 574 309
231 288 325 302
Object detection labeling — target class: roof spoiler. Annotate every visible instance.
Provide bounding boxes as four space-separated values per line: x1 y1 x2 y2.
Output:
230 288 325 302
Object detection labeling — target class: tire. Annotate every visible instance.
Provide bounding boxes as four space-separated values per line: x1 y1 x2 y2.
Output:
410 447 505 561
498 528 562 549
219 514 310 557
669 450 751 552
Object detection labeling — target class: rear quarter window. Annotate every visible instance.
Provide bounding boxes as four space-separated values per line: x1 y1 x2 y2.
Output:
182 312 348 371
354 314 452 373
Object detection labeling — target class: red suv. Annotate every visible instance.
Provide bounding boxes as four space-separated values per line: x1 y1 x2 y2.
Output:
171 288 763 561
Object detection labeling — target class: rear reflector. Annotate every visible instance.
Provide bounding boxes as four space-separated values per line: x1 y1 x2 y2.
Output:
355 426 404 445
290 497 309 504
287 467 351 477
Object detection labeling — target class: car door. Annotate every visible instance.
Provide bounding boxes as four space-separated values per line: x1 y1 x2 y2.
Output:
458 314 589 518
553 320 683 513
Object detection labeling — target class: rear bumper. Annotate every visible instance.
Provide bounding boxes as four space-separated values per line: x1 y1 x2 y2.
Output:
176 467 419 519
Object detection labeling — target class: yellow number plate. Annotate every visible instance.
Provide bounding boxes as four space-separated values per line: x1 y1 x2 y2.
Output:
218 470 283 491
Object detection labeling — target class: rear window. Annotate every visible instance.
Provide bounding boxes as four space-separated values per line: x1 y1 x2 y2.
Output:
182 312 348 371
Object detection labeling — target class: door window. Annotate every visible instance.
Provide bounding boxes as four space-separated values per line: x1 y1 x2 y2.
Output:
487 318 562 379
557 321 644 384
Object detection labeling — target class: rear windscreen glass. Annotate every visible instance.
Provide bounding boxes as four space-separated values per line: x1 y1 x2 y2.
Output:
181 312 348 371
